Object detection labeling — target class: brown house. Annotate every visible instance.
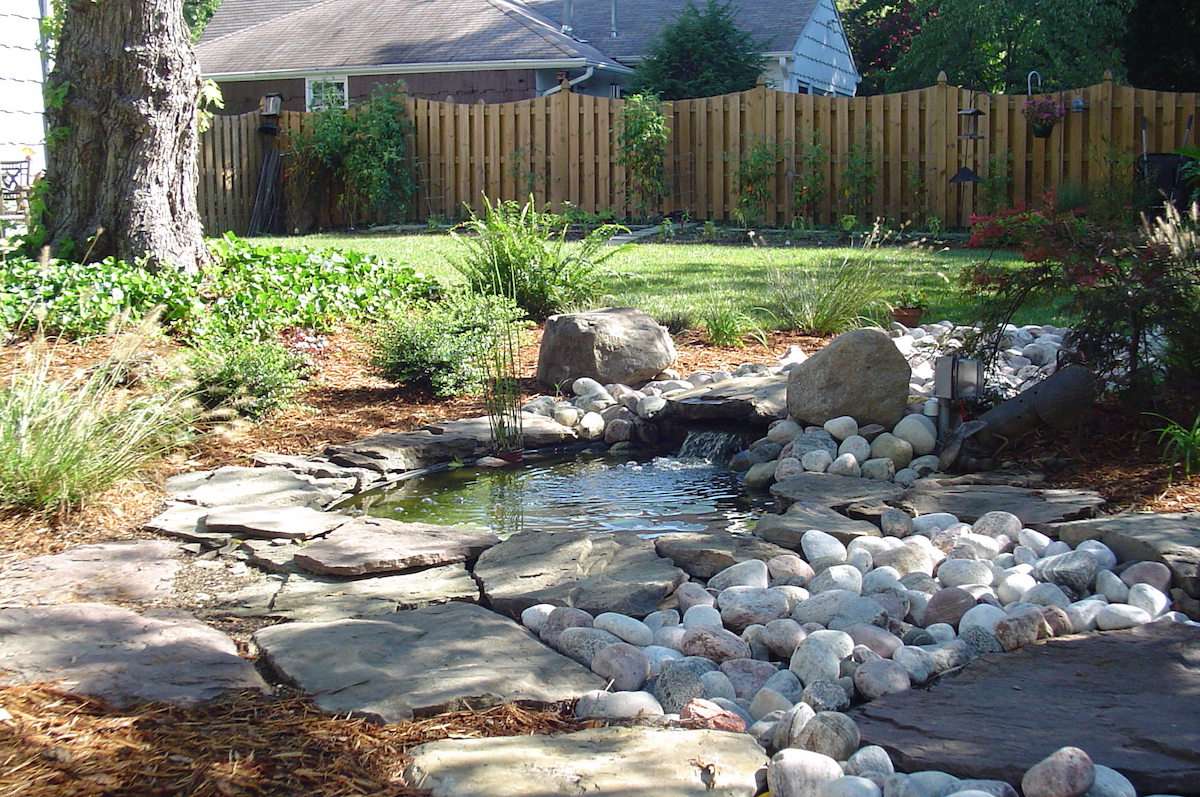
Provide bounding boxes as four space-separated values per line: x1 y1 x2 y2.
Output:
196 0 861 114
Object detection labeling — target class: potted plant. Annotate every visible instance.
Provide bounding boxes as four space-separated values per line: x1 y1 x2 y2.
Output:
1023 96 1065 139
889 289 928 327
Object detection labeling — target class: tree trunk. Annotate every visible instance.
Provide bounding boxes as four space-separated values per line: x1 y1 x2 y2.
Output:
43 0 207 270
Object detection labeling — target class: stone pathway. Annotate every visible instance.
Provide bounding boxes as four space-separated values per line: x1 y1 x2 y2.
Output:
404 726 767 797
255 602 604 722
903 482 1105 529
853 623 1200 794
0 540 185 607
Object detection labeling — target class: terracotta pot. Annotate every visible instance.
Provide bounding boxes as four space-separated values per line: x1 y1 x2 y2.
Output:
1031 121 1056 139
892 307 924 327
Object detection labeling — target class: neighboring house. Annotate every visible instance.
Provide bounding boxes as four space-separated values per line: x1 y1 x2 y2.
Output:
0 0 47 178
196 0 860 115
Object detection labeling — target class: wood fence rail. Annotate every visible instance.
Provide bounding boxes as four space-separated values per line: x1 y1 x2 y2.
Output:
198 73 1198 235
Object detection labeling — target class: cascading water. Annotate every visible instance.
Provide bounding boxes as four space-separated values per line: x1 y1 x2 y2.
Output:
677 430 747 464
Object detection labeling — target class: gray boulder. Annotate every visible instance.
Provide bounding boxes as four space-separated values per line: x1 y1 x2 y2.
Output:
537 308 677 388
787 329 911 427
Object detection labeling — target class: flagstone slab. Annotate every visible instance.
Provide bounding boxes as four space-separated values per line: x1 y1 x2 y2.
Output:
0 603 268 706
403 726 768 797
754 503 882 548
265 566 478 622
145 502 230 546
201 505 351 540
902 482 1105 529
325 431 484 473
653 531 795 579
166 466 350 509
852 623 1200 794
474 530 687 619
0 540 184 608
770 473 907 510
424 413 579 448
665 374 789 424
255 602 604 722
1054 512 1200 597
292 517 499 576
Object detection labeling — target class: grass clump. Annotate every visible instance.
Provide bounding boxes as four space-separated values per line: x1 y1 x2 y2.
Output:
370 291 526 397
450 197 626 321
700 298 767 348
766 245 890 335
0 328 193 511
187 336 309 420
1150 413 1200 480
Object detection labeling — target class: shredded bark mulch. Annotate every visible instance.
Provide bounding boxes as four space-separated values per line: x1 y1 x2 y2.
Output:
0 685 581 797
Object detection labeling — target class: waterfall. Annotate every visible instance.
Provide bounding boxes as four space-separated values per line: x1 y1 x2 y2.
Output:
677 430 746 464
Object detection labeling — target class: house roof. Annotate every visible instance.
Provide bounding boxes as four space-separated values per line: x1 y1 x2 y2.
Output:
196 0 631 78
521 0 821 60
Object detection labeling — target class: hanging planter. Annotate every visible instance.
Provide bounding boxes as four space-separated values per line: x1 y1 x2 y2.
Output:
1024 96 1065 139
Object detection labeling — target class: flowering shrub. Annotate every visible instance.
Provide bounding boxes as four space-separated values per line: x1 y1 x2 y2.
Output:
967 205 1054 249
1023 96 1066 128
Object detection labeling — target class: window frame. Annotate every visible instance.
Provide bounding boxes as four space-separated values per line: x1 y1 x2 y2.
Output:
305 75 350 111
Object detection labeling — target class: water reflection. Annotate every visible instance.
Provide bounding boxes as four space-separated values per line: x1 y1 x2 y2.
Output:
367 453 764 539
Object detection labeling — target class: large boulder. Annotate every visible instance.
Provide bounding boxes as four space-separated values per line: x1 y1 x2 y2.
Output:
786 329 911 427
537 308 677 388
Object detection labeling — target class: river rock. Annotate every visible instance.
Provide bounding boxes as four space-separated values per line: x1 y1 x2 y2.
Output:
810 565 864 595
893 415 937 456
539 606 594 648
1084 766 1135 797
654 656 718 713
1021 747 1095 797
853 660 911 700
825 417 859 441
870 434 914 469
710 559 771 590
803 530 849 565
791 630 854 685
592 642 651 691
802 679 851 712
937 559 995 589
1127 583 1169 618
550 626 621 666
575 689 664 719
675 582 717 612
1054 512 1200 597
820 776 883 797
796 711 861 760
846 746 895 777
1095 604 1152 630
720 588 790 630
594 612 654 645
1034 551 1099 594
786 329 911 427
921 588 977 628
537 308 677 387
757 505 882 548
1119 561 1174 593
682 627 752 662
769 749 845 797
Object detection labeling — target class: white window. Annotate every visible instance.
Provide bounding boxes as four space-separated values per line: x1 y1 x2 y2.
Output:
609 83 622 99
305 76 349 111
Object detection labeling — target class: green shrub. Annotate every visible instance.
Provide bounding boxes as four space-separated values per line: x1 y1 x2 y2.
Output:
370 292 526 397
734 141 780 228
0 235 440 340
700 298 766 348
617 94 670 220
792 133 828 225
0 333 193 510
450 197 625 321
1150 413 1200 479
187 336 309 420
767 250 887 335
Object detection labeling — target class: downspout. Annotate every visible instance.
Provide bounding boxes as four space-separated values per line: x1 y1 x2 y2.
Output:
541 65 594 96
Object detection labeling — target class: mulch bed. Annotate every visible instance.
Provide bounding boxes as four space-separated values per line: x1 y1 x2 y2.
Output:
0 685 581 797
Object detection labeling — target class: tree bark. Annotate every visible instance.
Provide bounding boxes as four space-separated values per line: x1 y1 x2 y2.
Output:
43 0 207 270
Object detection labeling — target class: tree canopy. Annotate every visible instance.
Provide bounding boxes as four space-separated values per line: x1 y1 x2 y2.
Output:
631 0 764 100
879 0 1131 93
1122 0 1200 91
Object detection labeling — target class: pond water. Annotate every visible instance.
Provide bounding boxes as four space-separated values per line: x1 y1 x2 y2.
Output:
363 451 765 539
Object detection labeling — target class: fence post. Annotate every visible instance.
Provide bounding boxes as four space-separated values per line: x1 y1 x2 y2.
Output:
930 71 950 225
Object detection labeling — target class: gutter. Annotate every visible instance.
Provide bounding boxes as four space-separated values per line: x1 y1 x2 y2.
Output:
204 58 632 82
541 65 594 96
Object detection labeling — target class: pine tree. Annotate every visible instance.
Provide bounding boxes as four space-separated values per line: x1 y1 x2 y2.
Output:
632 0 764 100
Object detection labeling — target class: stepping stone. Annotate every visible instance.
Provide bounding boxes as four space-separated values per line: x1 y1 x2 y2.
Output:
0 603 268 706
238 540 301 574
255 602 604 722
654 530 795 579
145 502 230 546
166 466 351 508
755 502 882 547
404 726 768 796
291 517 499 576
665 374 789 423
325 430 484 473
771 473 907 510
202 505 352 540
251 451 375 483
424 414 579 448
474 530 687 619
852 623 1200 795
0 540 184 607
265 565 478 622
1054 513 1200 598
902 483 1105 529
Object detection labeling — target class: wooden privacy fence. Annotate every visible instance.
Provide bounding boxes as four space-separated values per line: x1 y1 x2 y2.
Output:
198 73 1198 234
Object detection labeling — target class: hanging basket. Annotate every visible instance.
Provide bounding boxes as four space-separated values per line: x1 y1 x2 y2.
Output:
1031 120 1057 139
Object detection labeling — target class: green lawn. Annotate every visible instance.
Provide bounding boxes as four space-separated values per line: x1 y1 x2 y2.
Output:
251 232 1061 327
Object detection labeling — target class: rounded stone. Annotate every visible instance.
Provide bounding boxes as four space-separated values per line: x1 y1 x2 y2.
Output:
820 776 884 797
1127 582 1169 618
520 603 557 633
825 416 860 441
574 689 664 719
720 657 780 700
763 618 809 658
773 701 818 749
810 565 865 595
768 749 844 797
921 587 977 628
681 626 753 662
996 572 1037 605
853 659 911 700
828 453 862 477
881 509 914 538
845 624 903 658
591 642 651 691
643 609 680 631
1119 561 1172 593
594 612 654 646
683 604 724 630
1095 603 1152 630
839 435 872 464
699 669 737 700
870 433 914 469
1075 540 1117 571
720 587 791 630
937 559 995 588
845 745 895 777
674 581 716 613
893 415 937 456
653 625 687 651
1095 570 1129 603
876 544 935 577
796 711 861 760
1023 582 1072 609
802 530 848 565
652 656 718 713
771 419 804 443
959 603 1007 635
790 630 854 686
538 607 594 650
972 511 1022 539
893 644 936 683
778 457 806 480
750 686 795 720
1083 765 1135 797
1021 746 1095 797
709 559 770 591
863 567 902 595
771 554 817 584
555 626 621 666
764 668 805 703
642 644 683 676
802 449 835 473
802 679 851 712
862 458 897 481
